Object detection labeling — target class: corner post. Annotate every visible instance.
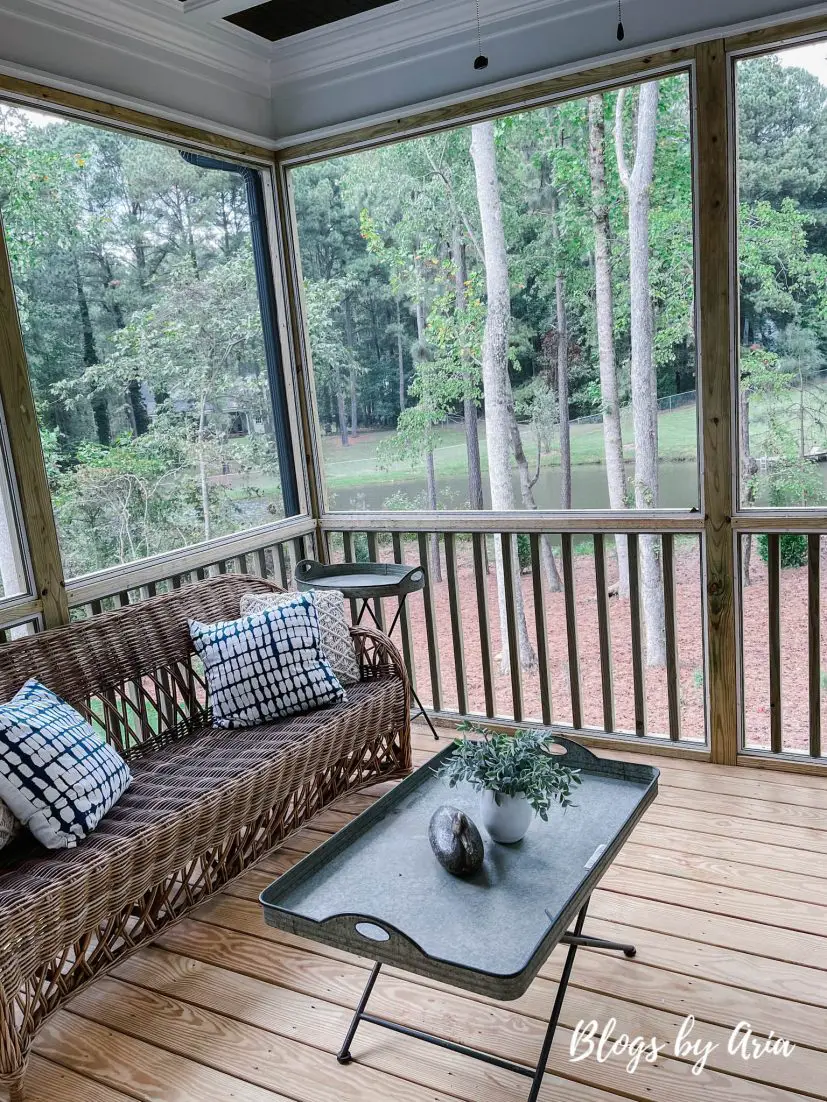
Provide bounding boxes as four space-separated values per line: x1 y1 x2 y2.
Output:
0 215 68 629
695 40 739 765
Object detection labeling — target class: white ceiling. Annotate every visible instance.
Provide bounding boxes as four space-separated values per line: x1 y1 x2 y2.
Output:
0 0 826 145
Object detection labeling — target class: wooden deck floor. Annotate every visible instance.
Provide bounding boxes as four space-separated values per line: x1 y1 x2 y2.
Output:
25 725 827 1102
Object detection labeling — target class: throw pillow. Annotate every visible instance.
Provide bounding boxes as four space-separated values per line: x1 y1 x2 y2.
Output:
240 588 360 686
189 593 346 729
0 680 132 849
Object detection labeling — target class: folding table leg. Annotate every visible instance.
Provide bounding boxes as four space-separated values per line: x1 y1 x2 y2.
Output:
561 931 637 957
335 898 624 1102
526 898 591 1102
337 961 382 1064
362 595 440 740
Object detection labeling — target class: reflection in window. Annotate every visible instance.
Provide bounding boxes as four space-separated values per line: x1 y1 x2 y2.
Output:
0 103 288 579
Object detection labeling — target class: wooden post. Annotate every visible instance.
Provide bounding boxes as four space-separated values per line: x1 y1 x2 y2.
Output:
808 534 821 759
273 165 327 547
695 40 739 765
0 214 68 628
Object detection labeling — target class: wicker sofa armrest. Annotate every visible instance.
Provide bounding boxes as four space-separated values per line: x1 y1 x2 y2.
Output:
351 626 409 690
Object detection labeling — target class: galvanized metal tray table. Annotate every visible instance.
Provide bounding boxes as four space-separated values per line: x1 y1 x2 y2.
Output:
260 736 659 1102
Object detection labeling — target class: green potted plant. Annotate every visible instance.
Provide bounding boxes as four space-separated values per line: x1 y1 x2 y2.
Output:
437 723 581 843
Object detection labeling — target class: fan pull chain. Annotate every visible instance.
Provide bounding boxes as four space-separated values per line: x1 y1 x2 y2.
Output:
474 0 488 70
617 0 625 41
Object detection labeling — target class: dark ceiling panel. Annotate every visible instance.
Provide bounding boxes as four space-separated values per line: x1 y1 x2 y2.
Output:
222 0 400 43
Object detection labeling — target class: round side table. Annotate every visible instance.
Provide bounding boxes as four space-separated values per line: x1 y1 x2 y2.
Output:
295 559 439 740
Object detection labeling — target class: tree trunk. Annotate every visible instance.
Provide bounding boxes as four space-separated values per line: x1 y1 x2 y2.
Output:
197 397 211 542
416 297 442 582
350 370 358 437
396 297 406 412
548 189 572 512
509 407 563 592
73 255 110 446
616 83 665 666
589 94 630 596
471 120 536 673
344 298 358 437
335 382 349 448
453 229 484 511
799 366 805 459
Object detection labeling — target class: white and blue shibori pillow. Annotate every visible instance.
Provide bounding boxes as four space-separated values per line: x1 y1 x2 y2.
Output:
0 680 132 849
189 592 346 729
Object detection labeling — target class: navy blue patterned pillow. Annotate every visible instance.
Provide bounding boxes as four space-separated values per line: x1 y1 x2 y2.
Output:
0 680 132 849
189 592 345 729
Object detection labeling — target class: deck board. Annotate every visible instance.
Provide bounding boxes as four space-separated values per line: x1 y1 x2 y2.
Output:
29 723 827 1102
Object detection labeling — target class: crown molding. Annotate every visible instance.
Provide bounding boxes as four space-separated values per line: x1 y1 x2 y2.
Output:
267 0 582 85
3 0 272 85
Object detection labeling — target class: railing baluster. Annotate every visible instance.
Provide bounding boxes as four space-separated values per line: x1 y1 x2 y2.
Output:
417 531 442 713
561 533 582 731
292 537 306 578
472 533 496 719
809 533 821 759
276 543 289 590
627 533 646 737
768 532 782 754
256 548 269 577
341 533 358 622
500 533 523 723
530 533 552 726
444 532 467 716
593 533 614 734
391 533 416 693
662 533 681 742
366 532 385 630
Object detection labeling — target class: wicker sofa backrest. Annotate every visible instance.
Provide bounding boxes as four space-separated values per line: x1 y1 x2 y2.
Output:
0 575 283 759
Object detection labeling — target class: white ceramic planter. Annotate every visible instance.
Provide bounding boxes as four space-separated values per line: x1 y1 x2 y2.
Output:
479 790 533 843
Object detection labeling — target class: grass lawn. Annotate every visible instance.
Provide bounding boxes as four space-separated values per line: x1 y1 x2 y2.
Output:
320 403 700 494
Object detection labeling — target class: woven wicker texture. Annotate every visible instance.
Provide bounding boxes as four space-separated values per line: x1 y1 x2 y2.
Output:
0 576 411 1101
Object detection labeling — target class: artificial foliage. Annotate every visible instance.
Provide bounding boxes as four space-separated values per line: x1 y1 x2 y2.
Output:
438 722 582 819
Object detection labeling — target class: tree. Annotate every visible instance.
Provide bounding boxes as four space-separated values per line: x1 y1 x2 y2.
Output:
616 82 666 666
470 120 536 672
589 93 630 595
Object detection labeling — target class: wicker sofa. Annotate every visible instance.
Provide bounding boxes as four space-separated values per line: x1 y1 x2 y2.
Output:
0 575 411 1101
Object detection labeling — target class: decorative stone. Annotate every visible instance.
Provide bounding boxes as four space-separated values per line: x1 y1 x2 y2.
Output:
428 805 484 877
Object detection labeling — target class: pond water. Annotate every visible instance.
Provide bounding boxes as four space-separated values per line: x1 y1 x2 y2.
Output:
335 460 701 512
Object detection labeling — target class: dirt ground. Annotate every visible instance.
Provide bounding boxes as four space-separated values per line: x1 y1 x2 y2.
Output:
343 538 816 754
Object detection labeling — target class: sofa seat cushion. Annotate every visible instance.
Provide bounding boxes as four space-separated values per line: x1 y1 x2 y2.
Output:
0 676 405 988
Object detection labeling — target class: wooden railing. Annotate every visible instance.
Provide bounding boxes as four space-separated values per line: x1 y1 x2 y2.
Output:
43 505 827 767
66 515 318 619
321 511 707 751
735 519 827 763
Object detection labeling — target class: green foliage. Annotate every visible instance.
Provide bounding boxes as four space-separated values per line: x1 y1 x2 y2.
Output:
516 533 532 571
756 534 809 569
438 723 582 818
